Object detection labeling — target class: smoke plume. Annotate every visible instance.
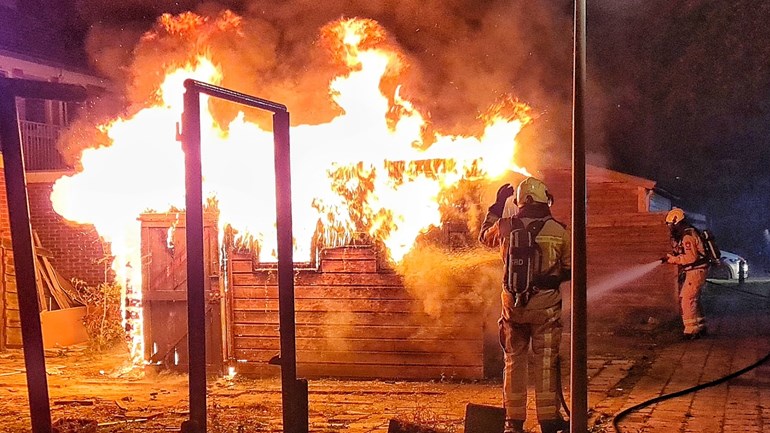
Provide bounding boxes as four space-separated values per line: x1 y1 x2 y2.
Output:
70 0 579 168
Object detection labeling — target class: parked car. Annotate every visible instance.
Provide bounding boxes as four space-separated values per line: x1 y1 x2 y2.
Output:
708 250 749 280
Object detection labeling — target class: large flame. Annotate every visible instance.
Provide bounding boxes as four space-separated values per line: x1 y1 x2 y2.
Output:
50 14 531 361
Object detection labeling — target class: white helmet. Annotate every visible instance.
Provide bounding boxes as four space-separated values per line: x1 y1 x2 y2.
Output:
665 208 685 225
516 177 553 206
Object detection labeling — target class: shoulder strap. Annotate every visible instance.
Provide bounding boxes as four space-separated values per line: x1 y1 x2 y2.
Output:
526 217 551 239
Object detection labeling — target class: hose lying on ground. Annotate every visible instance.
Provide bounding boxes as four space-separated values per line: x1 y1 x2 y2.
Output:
612 350 770 432
612 280 770 433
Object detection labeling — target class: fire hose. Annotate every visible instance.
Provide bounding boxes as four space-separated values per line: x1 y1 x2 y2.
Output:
612 280 770 433
612 350 770 433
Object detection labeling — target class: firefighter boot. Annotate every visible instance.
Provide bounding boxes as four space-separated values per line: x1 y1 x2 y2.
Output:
539 418 569 433
503 419 525 433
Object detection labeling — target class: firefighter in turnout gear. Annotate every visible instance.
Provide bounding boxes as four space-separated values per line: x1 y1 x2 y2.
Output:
479 177 571 433
663 207 708 339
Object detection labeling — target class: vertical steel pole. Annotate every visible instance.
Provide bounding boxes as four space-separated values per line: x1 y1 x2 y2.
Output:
571 0 588 432
273 110 306 433
0 90 52 433
182 86 207 432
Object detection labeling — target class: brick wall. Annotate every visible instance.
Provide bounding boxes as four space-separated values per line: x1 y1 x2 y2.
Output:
27 180 112 286
0 166 113 348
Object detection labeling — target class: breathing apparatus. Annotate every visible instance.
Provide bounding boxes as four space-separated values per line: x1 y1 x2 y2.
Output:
663 208 721 268
503 177 556 307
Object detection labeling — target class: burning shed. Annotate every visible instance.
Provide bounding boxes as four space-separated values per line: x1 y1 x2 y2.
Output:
0 12 677 382
132 164 677 380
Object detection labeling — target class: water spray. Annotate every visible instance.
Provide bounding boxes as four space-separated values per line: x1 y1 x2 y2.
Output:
587 260 663 303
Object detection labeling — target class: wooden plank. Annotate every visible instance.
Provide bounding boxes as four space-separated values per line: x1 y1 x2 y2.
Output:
319 247 380 260
232 298 476 313
234 348 482 367
235 362 483 380
32 231 73 310
319 259 378 273
143 291 188 302
6 309 20 327
37 255 72 309
234 336 484 353
232 310 482 327
5 326 22 347
33 256 48 311
51 266 81 306
4 292 18 310
4 278 16 293
587 212 667 228
232 324 482 340
40 255 76 308
232 272 404 287
232 286 412 301
231 259 260 273
138 212 218 227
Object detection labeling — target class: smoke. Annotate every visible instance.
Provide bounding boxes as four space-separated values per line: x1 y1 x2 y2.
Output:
587 261 662 303
396 245 501 320
68 0 580 166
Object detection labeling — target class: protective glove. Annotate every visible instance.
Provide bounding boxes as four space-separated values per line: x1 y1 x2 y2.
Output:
488 183 514 217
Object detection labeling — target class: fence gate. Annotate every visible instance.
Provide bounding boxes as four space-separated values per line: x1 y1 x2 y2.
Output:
140 212 223 372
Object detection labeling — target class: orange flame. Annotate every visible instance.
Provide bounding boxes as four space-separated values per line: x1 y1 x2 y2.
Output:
50 14 532 362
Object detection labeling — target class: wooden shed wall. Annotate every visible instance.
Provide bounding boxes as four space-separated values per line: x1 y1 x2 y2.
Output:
586 212 679 328
227 246 485 380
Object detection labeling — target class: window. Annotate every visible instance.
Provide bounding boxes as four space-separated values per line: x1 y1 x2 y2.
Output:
23 98 47 123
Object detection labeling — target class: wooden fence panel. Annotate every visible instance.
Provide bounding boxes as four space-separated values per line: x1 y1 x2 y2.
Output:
228 246 485 380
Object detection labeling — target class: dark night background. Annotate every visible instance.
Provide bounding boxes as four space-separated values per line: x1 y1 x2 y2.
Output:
2 0 769 270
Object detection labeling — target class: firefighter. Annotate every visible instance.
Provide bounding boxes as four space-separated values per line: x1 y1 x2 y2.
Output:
479 177 571 433
663 207 708 339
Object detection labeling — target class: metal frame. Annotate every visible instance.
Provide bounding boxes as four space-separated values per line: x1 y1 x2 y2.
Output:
180 79 307 433
0 77 88 433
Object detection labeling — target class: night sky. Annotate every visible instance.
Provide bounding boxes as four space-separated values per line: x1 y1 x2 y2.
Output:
588 1 770 266
4 0 769 266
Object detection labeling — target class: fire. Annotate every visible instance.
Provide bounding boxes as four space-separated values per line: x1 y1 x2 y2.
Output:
50 14 532 362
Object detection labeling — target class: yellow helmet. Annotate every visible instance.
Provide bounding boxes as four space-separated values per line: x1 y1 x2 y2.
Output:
516 177 553 206
665 207 685 225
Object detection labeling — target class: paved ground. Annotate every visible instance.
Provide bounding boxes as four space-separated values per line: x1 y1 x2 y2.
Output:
0 278 768 432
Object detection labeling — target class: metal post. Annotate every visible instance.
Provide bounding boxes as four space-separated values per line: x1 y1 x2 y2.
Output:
0 89 52 433
571 0 588 432
182 86 207 432
273 110 306 433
